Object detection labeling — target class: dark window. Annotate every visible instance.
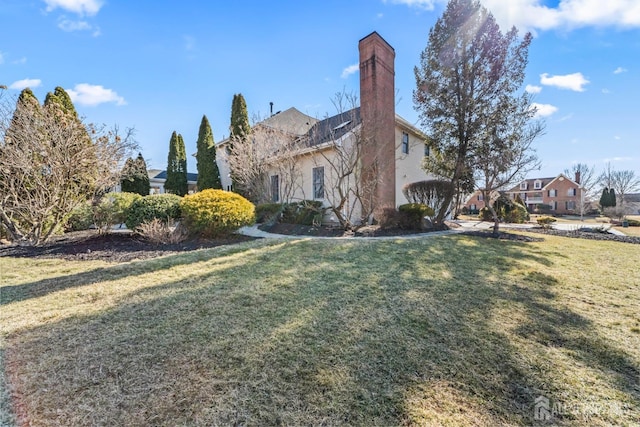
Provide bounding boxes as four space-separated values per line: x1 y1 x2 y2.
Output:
566 201 576 210
313 167 324 200
270 175 279 202
424 144 430 157
402 132 409 154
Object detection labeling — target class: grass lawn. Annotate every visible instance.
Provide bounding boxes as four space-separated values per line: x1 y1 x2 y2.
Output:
1 234 639 426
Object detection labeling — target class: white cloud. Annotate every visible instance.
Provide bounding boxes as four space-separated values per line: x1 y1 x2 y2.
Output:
0 52 4 65
530 102 558 118
58 18 91 31
479 0 640 33
9 78 42 90
67 83 126 106
12 57 27 65
525 84 542 93
602 88 611 94
613 67 627 74
540 72 589 92
341 64 359 79
383 0 439 10
43 0 103 16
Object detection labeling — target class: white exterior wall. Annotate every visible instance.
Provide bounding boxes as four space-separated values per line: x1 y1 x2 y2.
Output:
216 145 234 192
394 125 432 206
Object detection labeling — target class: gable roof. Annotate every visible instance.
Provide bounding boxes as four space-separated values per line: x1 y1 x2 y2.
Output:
506 174 580 192
259 107 318 136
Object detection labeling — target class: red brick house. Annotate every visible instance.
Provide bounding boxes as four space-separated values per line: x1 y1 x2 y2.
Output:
464 173 583 215
505 173 583 214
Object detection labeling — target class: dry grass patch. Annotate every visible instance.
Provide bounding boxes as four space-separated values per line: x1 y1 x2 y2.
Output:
1 235 639 426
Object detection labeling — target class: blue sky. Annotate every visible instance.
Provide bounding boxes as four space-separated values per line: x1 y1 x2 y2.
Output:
2 0 639 180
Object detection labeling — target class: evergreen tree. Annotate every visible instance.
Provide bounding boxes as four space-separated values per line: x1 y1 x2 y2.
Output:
121 153 150 195
609 188 616 207
165 131 188 196
229 93 251 150
196 115 222 190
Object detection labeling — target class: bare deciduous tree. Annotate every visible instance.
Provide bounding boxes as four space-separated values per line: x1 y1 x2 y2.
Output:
0 92 136 245
611 169 640 206
564 163 598 214
226 117 303 205
310 92 388 230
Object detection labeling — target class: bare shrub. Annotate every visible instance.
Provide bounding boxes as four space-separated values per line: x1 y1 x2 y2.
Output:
135 219 187 244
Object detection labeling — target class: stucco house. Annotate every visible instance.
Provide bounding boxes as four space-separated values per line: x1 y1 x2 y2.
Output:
216 32 433 224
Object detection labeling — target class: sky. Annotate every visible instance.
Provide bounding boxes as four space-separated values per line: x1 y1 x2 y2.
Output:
1 0 639 180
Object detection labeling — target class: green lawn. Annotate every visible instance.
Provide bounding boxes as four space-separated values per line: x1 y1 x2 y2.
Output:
1 234 639 426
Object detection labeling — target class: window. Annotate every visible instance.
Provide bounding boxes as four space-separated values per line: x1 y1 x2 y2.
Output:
566 201 576 210
548 189 557 197
313 167 324 200
424 144 430 157
567 188 577 196
534 180 542 189
477 193 484 201
550 201 556 210
270 175 279 202
401 132 409 154
520 182 528 190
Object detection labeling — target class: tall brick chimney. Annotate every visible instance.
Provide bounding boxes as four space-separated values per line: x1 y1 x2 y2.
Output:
575 171 581 184
359 32 396 214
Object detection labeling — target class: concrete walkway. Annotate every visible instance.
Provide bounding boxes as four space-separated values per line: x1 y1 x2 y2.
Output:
237 225 466 240
238 220 628 239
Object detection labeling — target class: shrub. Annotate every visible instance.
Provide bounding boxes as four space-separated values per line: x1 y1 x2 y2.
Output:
397 203 434 230
125 194 182 230
65 203 94 231
478 207 492 221
180 189 255 237
136 218 188 244
402 180 453 223
625 218 640 227
537 216 557 229
255 203 283 224
375 207 401 230
94 192 142 232
281 200 323 226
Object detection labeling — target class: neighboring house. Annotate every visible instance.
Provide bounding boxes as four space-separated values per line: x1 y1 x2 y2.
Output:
463 173 584 215
147 169 198 195
504 173 583 214
216 32 433 224
621 193 640 215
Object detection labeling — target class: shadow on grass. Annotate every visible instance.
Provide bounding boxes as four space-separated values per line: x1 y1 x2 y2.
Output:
0 239 271 306
3 235 639 426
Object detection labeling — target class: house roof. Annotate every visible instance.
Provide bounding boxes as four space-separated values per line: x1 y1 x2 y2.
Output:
624 193 640 203
149 169 198 183
306 107 361 147
506 174 579 192
259 107 318 136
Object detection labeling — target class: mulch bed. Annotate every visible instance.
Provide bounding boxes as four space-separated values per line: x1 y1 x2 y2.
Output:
0 230 256 262
259 222 448 238
523 227 640 244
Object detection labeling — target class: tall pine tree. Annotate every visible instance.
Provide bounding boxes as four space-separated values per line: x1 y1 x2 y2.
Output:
121 152 150 195
165 131 188 196
229 94 251 149
196 115 221 190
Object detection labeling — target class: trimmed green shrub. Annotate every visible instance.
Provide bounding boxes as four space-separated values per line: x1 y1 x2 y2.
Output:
125 194 182 230
255 203 283 224
398 203 435 230
65 203 94 231
626 219 640 227
180 189 255 236
281 200 323 226
537 216 557 228
94 192 142 232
